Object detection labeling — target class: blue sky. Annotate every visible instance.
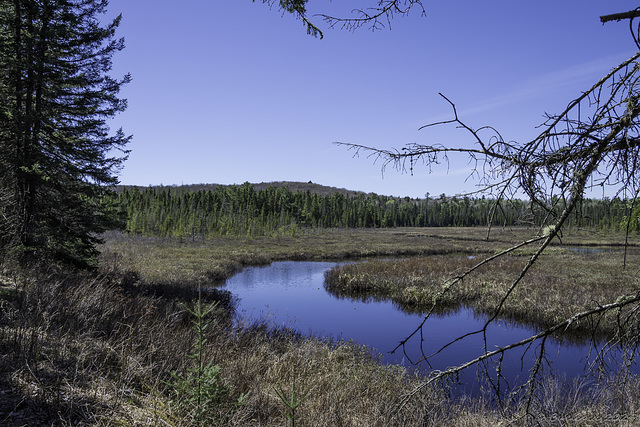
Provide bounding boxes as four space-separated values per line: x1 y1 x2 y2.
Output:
104 1 638 198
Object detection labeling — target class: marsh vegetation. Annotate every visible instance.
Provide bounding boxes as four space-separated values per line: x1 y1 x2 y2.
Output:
324 245 640 340
7 227 640 425
0 226 638 425
2 1 640 425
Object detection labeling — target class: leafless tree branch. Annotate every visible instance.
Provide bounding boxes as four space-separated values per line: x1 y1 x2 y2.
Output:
319 0 426 32
397 292 640 411
601 9 640 53
338 16 640 416
601 9 640 24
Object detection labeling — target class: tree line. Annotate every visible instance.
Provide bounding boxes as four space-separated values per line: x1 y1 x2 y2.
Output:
114 183 634 238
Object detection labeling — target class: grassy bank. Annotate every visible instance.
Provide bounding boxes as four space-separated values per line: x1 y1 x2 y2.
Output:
1 227 639 425
100 226 572 283
104 226 640 339
0 270 447 425
324 248 640 339
99 228 495 284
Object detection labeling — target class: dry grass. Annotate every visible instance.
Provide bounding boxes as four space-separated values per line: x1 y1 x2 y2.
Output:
0 268 451 425
325 242 640 339
1 227 640 425
99 227 497 285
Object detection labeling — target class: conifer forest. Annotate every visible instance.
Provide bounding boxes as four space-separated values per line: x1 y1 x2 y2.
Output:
115 182 635 238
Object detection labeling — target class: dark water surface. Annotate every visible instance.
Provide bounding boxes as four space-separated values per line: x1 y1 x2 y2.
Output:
222 261 638 394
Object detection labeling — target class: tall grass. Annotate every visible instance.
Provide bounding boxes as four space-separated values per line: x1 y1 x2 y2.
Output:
325 248 640 339
0 267 451 425
1 228 639 425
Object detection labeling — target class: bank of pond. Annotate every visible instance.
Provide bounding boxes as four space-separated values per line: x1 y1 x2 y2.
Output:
219 259 640 398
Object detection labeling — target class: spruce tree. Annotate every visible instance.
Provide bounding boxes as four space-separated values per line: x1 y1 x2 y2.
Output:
0 0 130 268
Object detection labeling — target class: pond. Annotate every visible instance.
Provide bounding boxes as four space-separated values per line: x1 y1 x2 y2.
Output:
221 261 638 395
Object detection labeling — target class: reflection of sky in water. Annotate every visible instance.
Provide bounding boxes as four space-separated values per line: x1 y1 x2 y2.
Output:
222 261 638 395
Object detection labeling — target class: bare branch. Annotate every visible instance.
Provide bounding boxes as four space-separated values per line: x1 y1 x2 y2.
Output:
333 7 640 415
600 10 640 51
600 10 640 24
398 292 640 411
319 0 426 32
338 51 640 208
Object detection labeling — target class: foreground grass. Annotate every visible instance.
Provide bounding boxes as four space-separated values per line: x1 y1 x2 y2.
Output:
0 266 493 426
1 227 639 425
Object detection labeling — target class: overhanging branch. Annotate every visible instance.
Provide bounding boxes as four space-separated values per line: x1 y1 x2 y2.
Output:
601 9 640 24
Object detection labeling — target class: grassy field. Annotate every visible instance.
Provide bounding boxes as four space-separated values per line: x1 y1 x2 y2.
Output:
1 227 640 425
325 242 640 340
102 226 613 282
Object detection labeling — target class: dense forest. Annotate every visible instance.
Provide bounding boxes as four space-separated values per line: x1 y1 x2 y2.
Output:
113 182 634 238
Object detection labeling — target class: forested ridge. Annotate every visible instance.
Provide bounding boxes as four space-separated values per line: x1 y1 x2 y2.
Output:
114 182 633 238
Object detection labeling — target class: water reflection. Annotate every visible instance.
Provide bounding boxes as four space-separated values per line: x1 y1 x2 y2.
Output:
221 261 638 395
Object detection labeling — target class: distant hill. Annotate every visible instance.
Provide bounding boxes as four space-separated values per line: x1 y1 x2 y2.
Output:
117 181 369 198
252 181 367 197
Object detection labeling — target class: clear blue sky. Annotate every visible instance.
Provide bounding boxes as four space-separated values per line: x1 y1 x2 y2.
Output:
103 1 638 198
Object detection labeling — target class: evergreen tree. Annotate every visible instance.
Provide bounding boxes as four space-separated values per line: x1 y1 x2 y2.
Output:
0 0 130 268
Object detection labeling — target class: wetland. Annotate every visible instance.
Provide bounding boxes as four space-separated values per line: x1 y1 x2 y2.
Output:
99 226 640 424
5 226 639 426
223 259 640 396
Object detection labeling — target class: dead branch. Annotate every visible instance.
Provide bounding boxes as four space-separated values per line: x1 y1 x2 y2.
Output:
319 0 425 31
397 292 640 411
336 25 640 418
600 10 640 24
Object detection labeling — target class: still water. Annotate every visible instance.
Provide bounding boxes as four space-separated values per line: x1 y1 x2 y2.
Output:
222 261 637 394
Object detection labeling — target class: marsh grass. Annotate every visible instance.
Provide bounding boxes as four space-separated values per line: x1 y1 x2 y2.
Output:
324 245 640 340
1 227 639 425
0 250 450 425
99 228 495 284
